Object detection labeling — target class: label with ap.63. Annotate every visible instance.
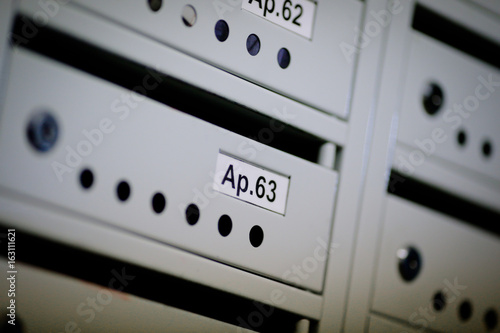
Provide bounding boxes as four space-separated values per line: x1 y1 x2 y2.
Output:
213 152 290 215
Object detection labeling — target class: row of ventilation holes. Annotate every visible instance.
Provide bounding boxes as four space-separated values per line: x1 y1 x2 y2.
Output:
423 83 495 159
150 2 493 156
145 2 496 329
79 168 264 248
432 292 498 331
147 1 292 69
400 248 498 330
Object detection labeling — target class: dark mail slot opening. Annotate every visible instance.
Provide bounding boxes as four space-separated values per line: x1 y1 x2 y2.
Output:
412 4 500 70
12 15 326 164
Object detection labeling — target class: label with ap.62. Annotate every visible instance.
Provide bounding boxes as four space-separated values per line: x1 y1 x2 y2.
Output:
213 152 290 215
242 0 317 39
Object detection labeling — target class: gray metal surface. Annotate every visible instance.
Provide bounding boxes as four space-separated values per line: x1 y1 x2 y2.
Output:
0 48 338 292
0 0 499 332
69 0 362 118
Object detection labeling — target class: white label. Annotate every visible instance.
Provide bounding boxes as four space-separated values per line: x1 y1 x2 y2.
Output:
242 0 316 40
213 153 290 215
